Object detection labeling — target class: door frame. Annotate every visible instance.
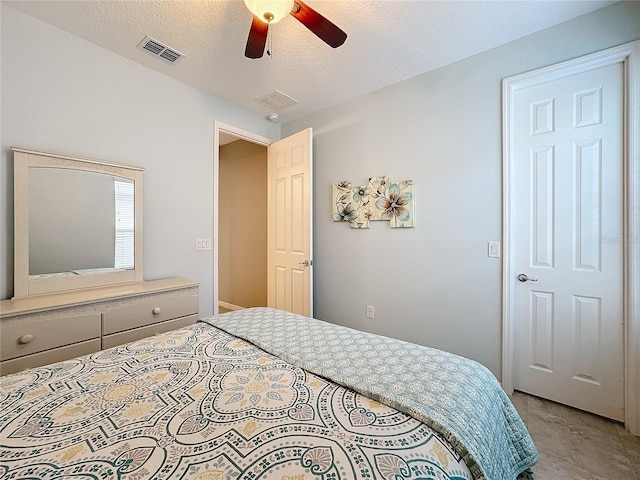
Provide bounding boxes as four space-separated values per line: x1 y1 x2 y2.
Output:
501 40 640 435
213 121 272 315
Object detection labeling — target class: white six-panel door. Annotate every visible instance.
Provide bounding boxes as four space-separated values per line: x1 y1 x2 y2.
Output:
267 128 313 316
510 62 624 420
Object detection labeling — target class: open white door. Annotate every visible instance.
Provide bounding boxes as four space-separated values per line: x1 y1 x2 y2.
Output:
267 128 313 316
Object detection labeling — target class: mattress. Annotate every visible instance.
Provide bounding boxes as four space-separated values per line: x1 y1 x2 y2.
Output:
0 307 537 479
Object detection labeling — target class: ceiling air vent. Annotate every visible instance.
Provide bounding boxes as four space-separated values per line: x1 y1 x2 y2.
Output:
138 36 184 64
256 90 299 111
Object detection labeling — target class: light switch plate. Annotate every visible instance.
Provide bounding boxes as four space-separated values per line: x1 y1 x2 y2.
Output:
195 238 211 251
488 241 500 258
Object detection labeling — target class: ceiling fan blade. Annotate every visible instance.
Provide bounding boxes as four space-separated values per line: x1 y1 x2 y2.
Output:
290 0 347 48
245 16 269 59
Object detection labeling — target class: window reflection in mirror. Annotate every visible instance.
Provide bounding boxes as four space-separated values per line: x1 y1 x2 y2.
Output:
28 168 134 276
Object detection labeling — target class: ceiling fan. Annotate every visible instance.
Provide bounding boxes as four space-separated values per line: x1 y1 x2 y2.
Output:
243 0 347 59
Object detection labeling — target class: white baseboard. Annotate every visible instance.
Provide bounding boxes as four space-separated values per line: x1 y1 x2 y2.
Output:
219 301 244 311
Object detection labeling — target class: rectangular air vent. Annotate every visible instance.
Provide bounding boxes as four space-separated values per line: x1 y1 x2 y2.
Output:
256 90 299 111
138 36 184 64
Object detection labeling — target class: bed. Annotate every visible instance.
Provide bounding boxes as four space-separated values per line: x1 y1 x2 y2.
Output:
0 307 538 479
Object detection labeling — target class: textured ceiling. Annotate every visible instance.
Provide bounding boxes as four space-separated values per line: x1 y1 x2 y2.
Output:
5 0 613 124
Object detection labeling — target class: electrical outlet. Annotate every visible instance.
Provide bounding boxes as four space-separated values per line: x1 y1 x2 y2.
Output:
366 305 375 319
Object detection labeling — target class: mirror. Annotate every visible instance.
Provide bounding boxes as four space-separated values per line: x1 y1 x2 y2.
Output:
13 147 144 298
29 168 134 275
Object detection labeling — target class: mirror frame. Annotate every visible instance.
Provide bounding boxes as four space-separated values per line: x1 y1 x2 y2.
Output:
13 147 144 298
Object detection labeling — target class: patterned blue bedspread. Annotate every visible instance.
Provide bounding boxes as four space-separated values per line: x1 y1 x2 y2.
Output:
206 307 538 480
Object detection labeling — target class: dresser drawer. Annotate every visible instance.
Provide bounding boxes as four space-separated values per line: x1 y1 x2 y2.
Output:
1 313 101 361
0 338 102 376
102 294 198 335
102 314 199 349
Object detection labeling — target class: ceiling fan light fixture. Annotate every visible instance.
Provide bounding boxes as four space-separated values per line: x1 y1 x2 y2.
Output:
244 0 294 24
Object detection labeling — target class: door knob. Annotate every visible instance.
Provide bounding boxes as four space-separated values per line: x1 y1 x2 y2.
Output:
298 260 312 267
517 273 538 283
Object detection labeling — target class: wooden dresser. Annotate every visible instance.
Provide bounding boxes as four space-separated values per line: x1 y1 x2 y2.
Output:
0 277 199 375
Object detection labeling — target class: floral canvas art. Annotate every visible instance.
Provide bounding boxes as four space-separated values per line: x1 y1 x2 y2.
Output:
332 180 371 229
378 180 415 228
366 176 389 221
332 176 414 229
332 180 365 229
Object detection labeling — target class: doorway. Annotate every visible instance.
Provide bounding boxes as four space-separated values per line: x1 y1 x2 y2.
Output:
218 135 268 311
502 41 640 435
214 124 315 318
214 123 272 315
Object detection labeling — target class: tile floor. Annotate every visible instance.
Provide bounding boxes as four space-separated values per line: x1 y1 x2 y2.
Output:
511 391 640 479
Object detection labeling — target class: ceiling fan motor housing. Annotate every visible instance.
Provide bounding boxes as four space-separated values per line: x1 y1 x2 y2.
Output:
244 0 347 59
244 0 295 24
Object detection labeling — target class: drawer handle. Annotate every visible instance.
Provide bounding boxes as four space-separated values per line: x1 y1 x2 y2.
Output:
152 307 162 315
19 334 34 344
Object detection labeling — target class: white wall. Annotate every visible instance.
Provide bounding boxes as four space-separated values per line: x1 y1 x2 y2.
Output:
0 4 279 315
283 2 640 377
